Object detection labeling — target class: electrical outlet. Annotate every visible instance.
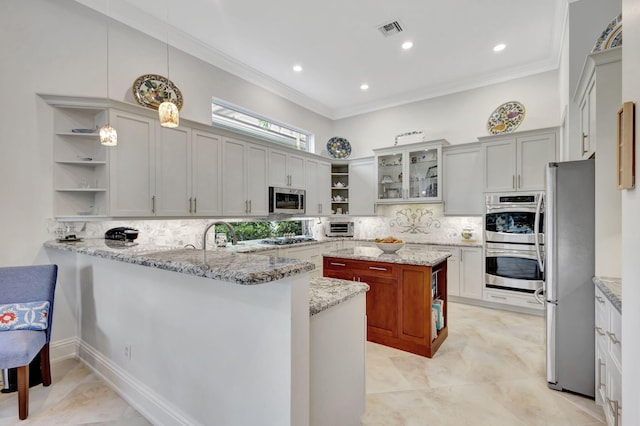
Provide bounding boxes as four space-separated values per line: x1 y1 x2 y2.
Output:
124 344 132 360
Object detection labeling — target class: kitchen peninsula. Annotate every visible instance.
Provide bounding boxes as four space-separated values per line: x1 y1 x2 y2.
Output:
44 239 368 426
323 246 450 357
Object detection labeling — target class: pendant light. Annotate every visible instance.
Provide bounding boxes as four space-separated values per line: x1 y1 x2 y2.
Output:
99 0 117 146
159 1 179 128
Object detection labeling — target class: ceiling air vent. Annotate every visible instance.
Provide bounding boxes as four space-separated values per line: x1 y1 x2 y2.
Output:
377 20 404 37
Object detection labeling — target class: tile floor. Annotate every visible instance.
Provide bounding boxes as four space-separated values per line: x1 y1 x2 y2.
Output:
0 302 604 425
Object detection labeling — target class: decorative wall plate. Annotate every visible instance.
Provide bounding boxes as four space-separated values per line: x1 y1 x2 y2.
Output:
487 101 526 135
327 136 351 159
592 14 622 52
132 74 183 111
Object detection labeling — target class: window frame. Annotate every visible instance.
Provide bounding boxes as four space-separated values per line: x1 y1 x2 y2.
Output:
212 97 314 152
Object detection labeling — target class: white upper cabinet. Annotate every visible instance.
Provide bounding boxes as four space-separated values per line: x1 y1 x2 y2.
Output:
223 137 269 216
305 158 331 216
575 47 621 160
480 128 558 193
374 140 447 203
348 157 376 216
269 149 305 188
442 144 482 215
191 130 222 216
109 109 156 217
155 126 191 216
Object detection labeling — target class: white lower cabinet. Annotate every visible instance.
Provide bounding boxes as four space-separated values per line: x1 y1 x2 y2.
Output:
459 247 483 299
595 287 622 426
408 245 482 300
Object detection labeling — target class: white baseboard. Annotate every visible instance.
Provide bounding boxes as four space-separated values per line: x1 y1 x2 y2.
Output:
50 337 79 362
76 341 199 426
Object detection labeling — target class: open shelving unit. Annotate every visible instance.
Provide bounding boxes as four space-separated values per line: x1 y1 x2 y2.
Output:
52 104 110 218
331 162 349 215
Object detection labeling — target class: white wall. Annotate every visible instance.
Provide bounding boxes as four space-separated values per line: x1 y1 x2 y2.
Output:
621 0 640 423
332 70 561 158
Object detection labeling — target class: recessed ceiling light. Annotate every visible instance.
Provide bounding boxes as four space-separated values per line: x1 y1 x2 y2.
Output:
293 64 303 72
493 43 506 52
360 83 369 91
402 41 413 50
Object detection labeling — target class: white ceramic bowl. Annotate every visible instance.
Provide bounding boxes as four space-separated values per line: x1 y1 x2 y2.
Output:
375 242 405 253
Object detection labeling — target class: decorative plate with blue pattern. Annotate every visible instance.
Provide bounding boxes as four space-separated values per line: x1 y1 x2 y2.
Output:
327 136 351 159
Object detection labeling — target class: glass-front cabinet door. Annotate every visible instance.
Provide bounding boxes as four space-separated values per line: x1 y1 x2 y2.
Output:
374 140 446 203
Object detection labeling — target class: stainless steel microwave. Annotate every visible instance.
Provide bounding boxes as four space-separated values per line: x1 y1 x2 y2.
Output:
269 187 305 214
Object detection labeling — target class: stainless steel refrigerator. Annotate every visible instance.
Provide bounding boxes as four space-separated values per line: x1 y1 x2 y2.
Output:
544 159 595 397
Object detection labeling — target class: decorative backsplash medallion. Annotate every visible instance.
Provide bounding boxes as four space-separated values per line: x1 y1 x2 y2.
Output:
389 208 441 234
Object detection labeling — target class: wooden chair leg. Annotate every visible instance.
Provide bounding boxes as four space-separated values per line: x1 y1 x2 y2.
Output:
40 343 51 386
17 365 29 420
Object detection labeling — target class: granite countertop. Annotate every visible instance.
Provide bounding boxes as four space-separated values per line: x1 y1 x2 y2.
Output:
320 238 483 248
593 276 621 313
309 277 369 316
323 246 451 266
44 239 314 285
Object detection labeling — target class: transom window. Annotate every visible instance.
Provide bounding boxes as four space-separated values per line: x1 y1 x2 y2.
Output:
212 97 313 152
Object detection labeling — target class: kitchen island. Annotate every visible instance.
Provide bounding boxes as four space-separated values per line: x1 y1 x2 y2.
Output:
44 239 368 426
323 246 450 357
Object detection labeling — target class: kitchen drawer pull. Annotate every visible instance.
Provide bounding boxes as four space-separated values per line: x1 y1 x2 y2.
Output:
330 262 346 267
606 331 621 345
490 295 507 300
595 295 605 304
595 326 606 336
369 266 387 271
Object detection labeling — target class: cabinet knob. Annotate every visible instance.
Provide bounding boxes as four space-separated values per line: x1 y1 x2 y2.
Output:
595 295 605 304
594 326 606 336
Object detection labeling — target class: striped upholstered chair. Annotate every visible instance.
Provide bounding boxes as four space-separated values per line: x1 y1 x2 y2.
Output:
0 265 58 420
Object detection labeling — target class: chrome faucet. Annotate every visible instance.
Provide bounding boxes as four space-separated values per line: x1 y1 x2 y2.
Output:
202 221 238 263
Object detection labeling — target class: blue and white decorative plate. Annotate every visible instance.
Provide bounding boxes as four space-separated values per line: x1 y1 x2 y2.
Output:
592 14 622 52
327 136 351 159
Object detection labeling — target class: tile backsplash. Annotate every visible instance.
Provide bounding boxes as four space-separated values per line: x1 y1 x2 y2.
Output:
49 204 482 247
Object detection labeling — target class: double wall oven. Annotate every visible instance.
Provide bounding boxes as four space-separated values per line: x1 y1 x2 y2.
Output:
484 193 545 294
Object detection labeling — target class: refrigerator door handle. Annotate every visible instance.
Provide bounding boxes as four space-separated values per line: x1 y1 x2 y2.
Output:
534 193 544 271
546 301 558 386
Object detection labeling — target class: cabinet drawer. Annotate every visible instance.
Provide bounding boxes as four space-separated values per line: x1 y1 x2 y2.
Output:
324 257 396 278
484 289 543 310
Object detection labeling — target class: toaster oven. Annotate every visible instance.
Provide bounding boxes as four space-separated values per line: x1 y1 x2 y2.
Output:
325 221 354 237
